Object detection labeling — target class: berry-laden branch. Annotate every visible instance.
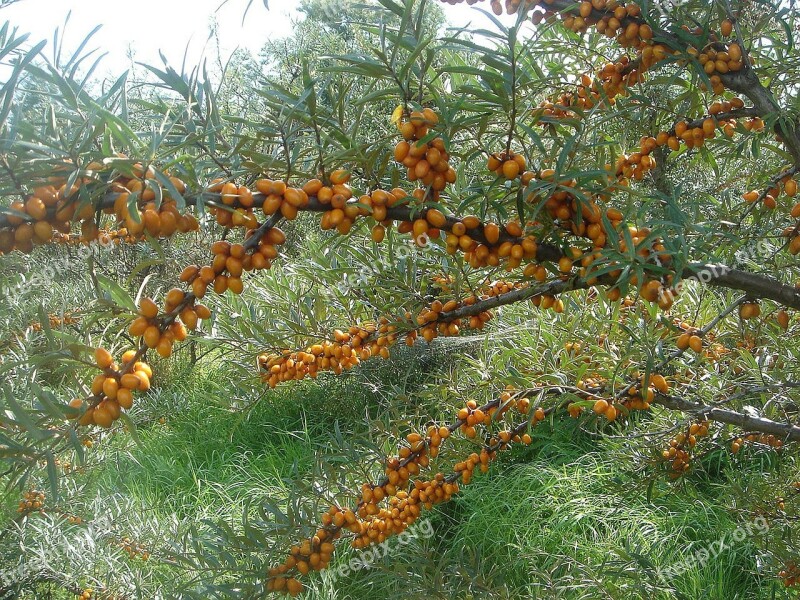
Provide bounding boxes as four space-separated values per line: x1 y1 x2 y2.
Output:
3 170 798 309
446 0 800 166
258 278 576 387
265 386 555 596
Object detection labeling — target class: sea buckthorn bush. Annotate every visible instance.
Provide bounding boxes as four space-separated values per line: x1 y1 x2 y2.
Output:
2 0 800 597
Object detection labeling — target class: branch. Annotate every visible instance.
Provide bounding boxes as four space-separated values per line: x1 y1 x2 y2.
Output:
655 392 800 442
4 188 800 310
684 263 800 310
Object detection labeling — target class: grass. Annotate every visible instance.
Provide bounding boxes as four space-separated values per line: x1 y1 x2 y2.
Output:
2 314 795 599
39 352 784 600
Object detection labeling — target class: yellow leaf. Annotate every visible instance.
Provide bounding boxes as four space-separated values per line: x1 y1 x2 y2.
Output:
390 104 404 124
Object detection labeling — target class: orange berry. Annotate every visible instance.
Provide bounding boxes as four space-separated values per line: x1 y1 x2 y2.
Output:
143 326 161 349
502 160 520 180
139 297 159 319
94 348 113 369
689 335 703 353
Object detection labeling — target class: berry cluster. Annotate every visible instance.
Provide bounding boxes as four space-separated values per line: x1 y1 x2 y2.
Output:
78 348 154 427
661 420 711 478
17 489 45 514
394 108 456 200
116 536 150 560
29 311 80 332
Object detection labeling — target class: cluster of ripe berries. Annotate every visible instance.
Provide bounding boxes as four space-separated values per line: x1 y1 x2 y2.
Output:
529 168 676 308
452 0 745 99
268 387 546 595
29 311 80 332
731 433 784 453
394 107 457 200
77 282 212 428
664 100 760 151
266 523 336 595
414 295 493 342
676 324 707 354
116 536 150 560
216 178 296 226
192 231 283 297
743 173 800 254
444 216 540 271
661 420 711 478
575 372 667 421
128 296 194 358
365 188 424 244
453 397 542 485
214 177 315 229
53 457 81 474
259 274 578 391
0 158 201 255
314 171 360 234
486 150 531 181
258 321 396 387
74 348 154 427
17 489 45 514
108 169 200 241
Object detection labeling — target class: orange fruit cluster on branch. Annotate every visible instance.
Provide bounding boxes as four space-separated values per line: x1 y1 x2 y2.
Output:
487 150 530 181
661 420 711 478
79 348 154 427
663 100 754 151
28 311 80 332
445 217 538 269
129 294 209 356
116 536 150 560
395 108 456 200
109 193 199 242
259 281 534 388
17 489 45 514
259 321 395 387
539 53 652 120
731 432 785 457
414 294 494 342
0 161 199 254
0 184 81 253
267 387 546 595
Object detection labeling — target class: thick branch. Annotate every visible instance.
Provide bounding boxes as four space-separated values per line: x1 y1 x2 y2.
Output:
720 68 800 166
684 263 800 310
655 392 800 442
437 277 582 321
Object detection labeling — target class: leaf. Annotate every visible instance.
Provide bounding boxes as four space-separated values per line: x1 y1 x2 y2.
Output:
45 451 59 501
391 104 404 124
95 274 136 312
118 413 143 449
3 389 49 441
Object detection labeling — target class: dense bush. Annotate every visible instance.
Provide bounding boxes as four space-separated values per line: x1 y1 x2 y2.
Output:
2 0 800 597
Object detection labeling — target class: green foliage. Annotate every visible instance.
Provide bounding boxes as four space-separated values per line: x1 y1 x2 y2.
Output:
1 0 800 597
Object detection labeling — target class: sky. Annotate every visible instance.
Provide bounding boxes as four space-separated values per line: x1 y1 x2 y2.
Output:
0 0 506 79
